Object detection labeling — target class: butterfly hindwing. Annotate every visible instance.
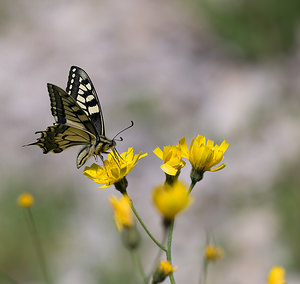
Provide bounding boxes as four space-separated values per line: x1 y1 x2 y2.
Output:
66 66 105 136
28 125 96 154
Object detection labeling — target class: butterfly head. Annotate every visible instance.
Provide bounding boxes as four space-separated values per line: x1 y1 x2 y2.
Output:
103 139 116 152
95 137 116 155
98 120 134 155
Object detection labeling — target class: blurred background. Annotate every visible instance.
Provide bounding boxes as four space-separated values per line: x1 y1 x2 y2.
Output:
1 0 300 283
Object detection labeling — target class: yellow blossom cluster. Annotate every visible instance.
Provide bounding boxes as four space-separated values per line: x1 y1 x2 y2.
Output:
83 135 228 224
155 135 229 183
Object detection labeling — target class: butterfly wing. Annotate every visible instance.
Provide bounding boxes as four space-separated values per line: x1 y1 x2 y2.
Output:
27 125 96 154
66 66 105 136
47 83 98 136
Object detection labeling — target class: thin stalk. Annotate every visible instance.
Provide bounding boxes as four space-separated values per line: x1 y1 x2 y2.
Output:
166 219 176 284
130 202 167 252
200 260 208 284
147 226 169 282
131 250 147 284
188 180 197 194
24 208 51 284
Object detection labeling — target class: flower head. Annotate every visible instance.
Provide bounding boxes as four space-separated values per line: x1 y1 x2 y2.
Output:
152 181 192 221
179 135 229 183
153 144 185 176
83 148 147 192
268 266 286 284
152 260 178 283
18 193 34 208
109 195 134 231
205 245 225 262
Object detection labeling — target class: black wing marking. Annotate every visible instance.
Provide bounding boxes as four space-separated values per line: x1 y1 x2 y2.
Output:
27 125 96 154
48 83 98 136
66 66 105 136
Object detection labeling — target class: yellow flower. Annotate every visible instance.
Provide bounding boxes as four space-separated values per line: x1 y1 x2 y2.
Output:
205 245 224 262
18 193 34 208
179 135 229 182
83 148 147 192
109 195 134 231
158 260 178 274
152 181 192 220
153 145 186 176
152 261 178 283
268 266 286 284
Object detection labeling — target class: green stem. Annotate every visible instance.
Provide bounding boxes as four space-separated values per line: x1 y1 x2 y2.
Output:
201 260 208 284
188 180 197 194
130 202 167 252
166 220 176 284
147 226 169 282
131 250 147 284
24 208 51 284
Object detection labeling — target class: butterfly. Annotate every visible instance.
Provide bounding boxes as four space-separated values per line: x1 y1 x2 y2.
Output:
27 66 119 168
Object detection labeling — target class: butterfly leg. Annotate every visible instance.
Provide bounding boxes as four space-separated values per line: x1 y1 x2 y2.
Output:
106 151 121 167
97 154 110 176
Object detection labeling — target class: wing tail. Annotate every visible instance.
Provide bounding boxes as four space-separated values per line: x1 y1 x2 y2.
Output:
25 125 96 155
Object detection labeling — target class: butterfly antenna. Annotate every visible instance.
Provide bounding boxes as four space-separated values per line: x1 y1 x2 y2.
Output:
112 121 134 141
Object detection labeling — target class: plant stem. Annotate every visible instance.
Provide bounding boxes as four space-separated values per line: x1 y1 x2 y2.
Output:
147 226 169 282
201 260 208 284
166 219 176 284
188 180 197 194
24 208 51 284
130 201 167 252
131 250 147 283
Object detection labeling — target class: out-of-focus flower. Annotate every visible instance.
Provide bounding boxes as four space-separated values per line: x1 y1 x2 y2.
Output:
109 195 134 231
109 195 140 249
205 245 224 262
153 145 185 176
268 266 286 284
18 193 34 208
152 260 178 283
152 181 192 220
83 147 147 193
179 135 229 183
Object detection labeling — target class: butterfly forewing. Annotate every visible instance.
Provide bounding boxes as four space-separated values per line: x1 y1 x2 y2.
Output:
66 66 105 136
48 84 98 136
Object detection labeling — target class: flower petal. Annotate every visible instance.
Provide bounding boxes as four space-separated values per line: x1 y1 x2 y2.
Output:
208 163 226 172
179 137 189 159
160 164 178 176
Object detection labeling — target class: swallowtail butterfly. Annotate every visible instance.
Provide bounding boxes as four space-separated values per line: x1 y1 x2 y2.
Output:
27 66 117 168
